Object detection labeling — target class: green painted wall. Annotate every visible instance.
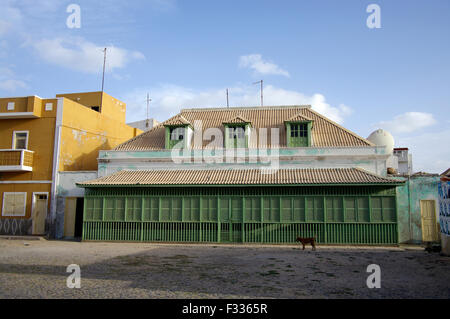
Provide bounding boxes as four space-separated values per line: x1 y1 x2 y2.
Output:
395 175 440 243
82 185 399 244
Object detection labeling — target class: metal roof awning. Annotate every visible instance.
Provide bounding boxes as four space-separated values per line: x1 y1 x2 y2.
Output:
77 167 403 187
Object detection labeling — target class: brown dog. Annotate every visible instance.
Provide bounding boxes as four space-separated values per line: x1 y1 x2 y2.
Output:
296 236 316 251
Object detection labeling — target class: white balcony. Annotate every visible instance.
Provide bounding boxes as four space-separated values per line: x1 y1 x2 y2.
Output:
0 149 34 172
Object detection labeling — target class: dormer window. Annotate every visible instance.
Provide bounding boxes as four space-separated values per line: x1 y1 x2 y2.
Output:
223 114 251 148
166 125 187 149
170 127 185 141
290 123 308 138
285 113 313 147
227 125 246 148
164 115 192 149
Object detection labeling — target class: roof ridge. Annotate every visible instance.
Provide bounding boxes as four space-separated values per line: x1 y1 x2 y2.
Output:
181 105 312 112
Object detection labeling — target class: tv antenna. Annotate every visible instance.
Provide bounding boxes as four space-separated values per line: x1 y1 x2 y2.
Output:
226 88 229 108
253 80 263 106
100 47 107 109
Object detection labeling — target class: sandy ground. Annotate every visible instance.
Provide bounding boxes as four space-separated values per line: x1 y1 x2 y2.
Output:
0 239 449 299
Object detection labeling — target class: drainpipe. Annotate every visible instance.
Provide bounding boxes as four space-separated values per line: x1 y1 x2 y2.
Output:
49 98 64 238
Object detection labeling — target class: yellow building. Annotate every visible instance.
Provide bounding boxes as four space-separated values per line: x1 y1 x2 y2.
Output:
0 92 142 237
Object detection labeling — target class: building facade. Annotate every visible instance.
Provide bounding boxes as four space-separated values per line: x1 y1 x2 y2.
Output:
439 169 450 255
127 118 160 132
78 105 404 244
0 91 142 237
395 173 441 244
393 147 413 175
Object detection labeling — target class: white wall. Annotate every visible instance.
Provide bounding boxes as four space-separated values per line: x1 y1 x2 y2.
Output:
97 146 390 177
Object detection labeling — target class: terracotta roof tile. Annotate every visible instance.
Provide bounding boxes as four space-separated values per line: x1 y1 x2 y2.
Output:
115 105 374 150
78 168 400 186
163 114 191 126
286 113 313 122
223 114 252 124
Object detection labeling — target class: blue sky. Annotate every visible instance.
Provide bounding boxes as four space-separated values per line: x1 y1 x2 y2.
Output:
1 0 449 173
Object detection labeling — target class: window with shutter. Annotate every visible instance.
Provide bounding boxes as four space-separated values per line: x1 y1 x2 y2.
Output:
2 192 27 217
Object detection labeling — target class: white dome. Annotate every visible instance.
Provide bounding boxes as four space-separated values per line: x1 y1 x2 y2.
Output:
367 129 394 154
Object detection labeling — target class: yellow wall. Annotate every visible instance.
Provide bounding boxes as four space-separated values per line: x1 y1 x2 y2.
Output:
0 96 44 117
58 95 141 171
0 92 141 222
0 96 55 220
0 98 57 181
0 184 50 219
56 91 126 123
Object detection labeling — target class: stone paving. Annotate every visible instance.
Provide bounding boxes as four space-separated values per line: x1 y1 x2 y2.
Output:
0 239 449 298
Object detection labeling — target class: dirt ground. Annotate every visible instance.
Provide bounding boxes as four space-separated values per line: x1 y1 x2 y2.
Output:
0 239 449 299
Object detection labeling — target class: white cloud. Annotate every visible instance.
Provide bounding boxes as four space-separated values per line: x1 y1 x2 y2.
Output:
239 54 290 77
0 66 27 91
122 84 352 125
0 79 27 91
375 112 436 134
396 129 450 174
31 37 145 74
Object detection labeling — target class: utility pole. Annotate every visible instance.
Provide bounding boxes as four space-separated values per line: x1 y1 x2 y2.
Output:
253 80 263 106
146 93 152 128
100 47 107 109
226 88 229 108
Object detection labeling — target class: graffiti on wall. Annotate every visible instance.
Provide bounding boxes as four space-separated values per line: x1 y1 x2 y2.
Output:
438 182 450 236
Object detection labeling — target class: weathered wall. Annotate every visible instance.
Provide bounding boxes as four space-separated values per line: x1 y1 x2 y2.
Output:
59 97 141 172
439 181 450 255
97 147 389 178
396 175 440 243
54 171 97 239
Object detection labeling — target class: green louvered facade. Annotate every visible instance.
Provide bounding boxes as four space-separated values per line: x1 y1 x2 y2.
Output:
82 185 399 245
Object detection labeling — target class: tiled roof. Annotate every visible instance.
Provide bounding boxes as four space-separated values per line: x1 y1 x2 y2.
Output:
286 113 313 122
163 114 191 126
115 105 374 150
223 114 252 124
78 168 400 186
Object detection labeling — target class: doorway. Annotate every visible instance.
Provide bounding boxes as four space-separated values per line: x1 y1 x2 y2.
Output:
64 197 84 238
420 200 439 242
32 193 48 235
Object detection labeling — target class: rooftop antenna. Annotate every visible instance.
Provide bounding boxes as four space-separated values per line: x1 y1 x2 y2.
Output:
100 47 107 109
146 93 152 128
226 88 229 108
253 80 263 106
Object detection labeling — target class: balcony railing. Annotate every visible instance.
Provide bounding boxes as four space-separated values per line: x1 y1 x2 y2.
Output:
0 149 34 171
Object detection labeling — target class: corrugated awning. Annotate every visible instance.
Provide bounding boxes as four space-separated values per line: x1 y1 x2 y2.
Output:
77 168 402 187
